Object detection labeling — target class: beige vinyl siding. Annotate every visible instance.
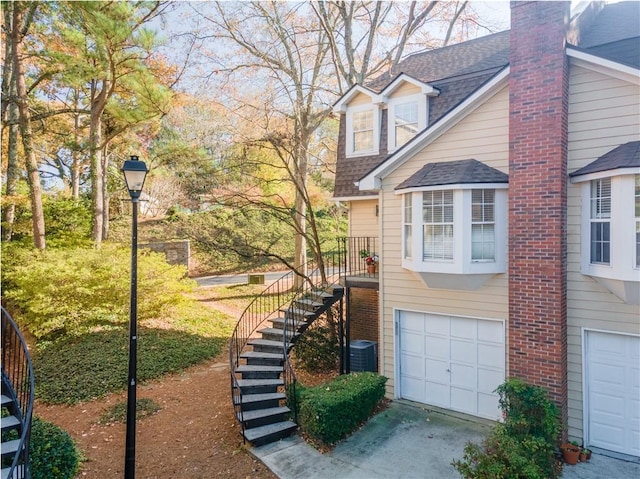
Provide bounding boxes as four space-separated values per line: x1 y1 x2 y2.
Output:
389 82 421 97
348 199 379 238
566 65 640 441
378 86 510 397
348 91 373 107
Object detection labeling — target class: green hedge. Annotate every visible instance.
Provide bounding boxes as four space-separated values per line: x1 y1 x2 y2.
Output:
30 418 81 479
298 372 387 444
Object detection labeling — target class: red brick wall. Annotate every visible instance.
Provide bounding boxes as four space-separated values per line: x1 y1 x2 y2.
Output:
349 288 379 342
508 1 570 433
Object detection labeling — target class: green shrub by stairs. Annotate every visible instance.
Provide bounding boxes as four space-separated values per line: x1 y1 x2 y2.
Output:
298 372 387 445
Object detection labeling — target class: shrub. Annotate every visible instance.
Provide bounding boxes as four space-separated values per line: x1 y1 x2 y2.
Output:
452 378 560 479
292 313 340 372
298 372 387 444
30 417 80 479
3 244 196 339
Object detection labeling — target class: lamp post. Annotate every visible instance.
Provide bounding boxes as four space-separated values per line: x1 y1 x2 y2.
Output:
121 156 148 479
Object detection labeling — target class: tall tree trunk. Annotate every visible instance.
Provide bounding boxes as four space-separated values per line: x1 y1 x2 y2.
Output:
101 145 110 240
71 96 81 199
12 4 45 250
89 78 108 247
3 104 20 241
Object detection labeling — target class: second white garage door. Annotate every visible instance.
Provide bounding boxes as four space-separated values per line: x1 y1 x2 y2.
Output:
398 311 505 421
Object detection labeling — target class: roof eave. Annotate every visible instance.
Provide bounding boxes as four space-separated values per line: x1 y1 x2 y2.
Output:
357 66 510 192
566 46 640 85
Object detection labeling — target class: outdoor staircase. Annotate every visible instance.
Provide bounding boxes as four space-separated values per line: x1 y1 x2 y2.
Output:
230 273 344 446
1 307 34 479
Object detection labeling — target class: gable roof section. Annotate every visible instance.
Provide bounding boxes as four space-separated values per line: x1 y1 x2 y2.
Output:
578 1 639 49
395 159 508 191
570 141 640 180
333 84 379 113
358 67 509 191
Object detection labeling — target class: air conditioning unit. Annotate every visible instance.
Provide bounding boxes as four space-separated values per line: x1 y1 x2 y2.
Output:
348 340 378 372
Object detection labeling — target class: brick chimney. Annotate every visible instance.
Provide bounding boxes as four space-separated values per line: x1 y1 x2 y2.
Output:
508 0 570 432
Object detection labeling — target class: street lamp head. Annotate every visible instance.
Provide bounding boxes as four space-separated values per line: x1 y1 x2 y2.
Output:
121 156 148 200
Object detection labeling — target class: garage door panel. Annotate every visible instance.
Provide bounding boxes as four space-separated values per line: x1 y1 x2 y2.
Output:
450 318 476 340
425 335 448 359
478 368 504 394
426 382 450 408
478 320 503 343
478 392 501 420
478 343 504 367
401 311 425 332
451 363 475 386
401 375 425 403
425 358 449 383
451 339 476 364
425 315 449 335
451 387 475 414
401 333 424 355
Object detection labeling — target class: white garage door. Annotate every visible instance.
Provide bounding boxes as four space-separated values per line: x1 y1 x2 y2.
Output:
586 331 640 457
398 311 505 421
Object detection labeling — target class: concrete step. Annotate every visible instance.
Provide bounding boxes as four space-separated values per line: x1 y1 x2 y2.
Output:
280 307 315 319
269 317 306 330
0 439 20 458
258 327 296 343
243 420 297 446
294 298 323 311
1 464 24 479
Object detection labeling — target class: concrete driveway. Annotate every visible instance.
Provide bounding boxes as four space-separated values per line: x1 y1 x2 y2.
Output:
251 400 640 479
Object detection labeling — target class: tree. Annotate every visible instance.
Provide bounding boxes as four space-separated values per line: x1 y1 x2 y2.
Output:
7 1 46 249
187 1 484 279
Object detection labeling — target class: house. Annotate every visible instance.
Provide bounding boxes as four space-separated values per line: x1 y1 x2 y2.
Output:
333 0 639 457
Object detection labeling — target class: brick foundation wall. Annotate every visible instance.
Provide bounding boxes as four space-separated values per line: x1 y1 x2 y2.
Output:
508 1 570 434
348 288 379 342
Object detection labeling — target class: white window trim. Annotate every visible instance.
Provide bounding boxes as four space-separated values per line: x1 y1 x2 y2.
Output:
387 93 427 152
345 103 380 158
398 185 507 277
576 173 639 283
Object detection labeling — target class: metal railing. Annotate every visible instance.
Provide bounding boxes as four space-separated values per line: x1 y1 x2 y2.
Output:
344 236 379 278
1 306 35 479
229 242 345 435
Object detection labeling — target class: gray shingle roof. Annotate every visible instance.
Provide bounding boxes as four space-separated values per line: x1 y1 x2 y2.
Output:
570 141 640 177
578 1 640 49
395 159 508 190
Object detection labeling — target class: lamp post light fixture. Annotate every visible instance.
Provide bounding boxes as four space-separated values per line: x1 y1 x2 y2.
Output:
121 155 148 479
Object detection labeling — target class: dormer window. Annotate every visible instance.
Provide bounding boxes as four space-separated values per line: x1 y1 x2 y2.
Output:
353 110 374 152
388 93 427 152
345 104 380 157
396 159 508 290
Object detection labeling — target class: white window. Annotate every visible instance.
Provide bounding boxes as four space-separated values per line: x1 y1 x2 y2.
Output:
573 171 639 302
471 189 495 261
353 110 373 152
399 186 507 284
423 190 454 260
387 93 427 151
345 105 380 157
404 195 412 259
394 101 419 148
590 178 611 264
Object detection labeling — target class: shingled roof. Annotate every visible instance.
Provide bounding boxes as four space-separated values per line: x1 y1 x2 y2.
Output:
570 141 640 178
333 2 639 199
395 159 508 190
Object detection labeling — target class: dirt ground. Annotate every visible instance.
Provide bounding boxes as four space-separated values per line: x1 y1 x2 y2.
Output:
36 354 279 479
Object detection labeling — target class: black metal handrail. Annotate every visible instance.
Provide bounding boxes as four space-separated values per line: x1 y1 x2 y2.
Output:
345 236 379 278
229 241 346 434
1 306 35 479
282 246 345 422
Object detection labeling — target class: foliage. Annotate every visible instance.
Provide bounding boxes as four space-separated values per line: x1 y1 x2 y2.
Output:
297 372 387 444
293 313 340 372
42 196 93 247
34 322 231 405
452 378 560 479
98 398 162 424
30 417 81 479
3 244 196 339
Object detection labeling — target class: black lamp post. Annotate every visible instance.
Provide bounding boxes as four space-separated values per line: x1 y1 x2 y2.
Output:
121 155 148 479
